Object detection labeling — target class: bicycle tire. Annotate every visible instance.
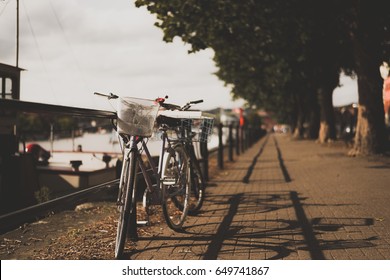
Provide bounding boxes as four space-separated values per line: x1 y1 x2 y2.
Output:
115 147 138 259
187 156 205 215
161 143 190 230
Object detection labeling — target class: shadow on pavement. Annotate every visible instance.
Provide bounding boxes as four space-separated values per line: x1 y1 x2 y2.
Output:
242 135 269 184
124 190 377 260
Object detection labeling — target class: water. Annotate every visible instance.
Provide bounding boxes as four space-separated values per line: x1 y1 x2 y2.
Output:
22 130 220 158
23 132 123 155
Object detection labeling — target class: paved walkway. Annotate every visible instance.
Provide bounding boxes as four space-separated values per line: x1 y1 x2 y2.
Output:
128 133 390 260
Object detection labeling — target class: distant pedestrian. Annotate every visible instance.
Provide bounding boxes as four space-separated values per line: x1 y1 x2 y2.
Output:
381 62 390 126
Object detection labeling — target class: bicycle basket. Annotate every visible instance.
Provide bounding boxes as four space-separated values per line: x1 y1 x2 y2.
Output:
181 116 215 143
117 97 159 137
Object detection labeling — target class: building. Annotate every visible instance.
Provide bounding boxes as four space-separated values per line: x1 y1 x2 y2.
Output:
0 63 22 100
0 63 22 154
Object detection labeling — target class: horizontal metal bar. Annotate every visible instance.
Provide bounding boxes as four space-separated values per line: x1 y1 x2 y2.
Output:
0 99 117 119
0 179 119 234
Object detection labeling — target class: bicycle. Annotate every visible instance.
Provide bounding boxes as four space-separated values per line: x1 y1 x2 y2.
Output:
158 109 214 216
94 92 214 259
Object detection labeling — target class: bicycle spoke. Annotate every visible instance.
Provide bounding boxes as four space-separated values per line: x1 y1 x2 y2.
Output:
115 145 138 259
162 144 190 230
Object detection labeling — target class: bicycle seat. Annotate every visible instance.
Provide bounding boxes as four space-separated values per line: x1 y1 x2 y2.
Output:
156 115 182 128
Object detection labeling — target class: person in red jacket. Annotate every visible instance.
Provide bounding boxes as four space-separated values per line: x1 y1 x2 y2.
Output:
384 75 390 126
381 62 390 126
25 144 50 164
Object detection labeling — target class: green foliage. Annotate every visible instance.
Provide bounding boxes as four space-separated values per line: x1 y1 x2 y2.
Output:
246 110 262 129
18 114 77 130
34 186 51 203
134 0 389 127
56 116 76 131
17 114 78 139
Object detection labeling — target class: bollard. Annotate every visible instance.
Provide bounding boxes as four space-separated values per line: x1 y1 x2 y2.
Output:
245 127 250 150
241 126 245 153
200 141 209 181
236 124 240 156
228 124 233 161
218 123 224 169
248 127 253 148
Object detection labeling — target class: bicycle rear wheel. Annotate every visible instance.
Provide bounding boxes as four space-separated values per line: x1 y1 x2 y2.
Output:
115 146 138 259
161 143 190 230
187 157 205 215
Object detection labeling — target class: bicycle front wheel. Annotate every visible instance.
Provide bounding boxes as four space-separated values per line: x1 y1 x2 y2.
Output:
187 157 205 215
161 144 190 230
115 147 138 259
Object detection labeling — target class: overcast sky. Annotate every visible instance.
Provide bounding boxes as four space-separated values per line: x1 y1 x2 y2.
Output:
0 0 357 111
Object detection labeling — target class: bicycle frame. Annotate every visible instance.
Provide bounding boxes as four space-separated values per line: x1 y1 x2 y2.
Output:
118 127 176 237
94 92 210 258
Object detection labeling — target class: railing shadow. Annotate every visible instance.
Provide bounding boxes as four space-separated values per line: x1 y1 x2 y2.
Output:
125 134 378 259
242 135 269 183
125 191 377 260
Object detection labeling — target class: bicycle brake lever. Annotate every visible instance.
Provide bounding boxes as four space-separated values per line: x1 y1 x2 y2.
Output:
109 93 119 99
94 92 119 99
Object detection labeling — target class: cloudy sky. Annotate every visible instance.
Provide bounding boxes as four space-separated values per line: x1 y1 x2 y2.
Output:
0 0 357 111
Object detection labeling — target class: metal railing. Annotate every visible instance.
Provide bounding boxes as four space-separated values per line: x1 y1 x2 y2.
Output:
1 99 118 228
216 123 265 169
0 99 116 119
0 99 265 232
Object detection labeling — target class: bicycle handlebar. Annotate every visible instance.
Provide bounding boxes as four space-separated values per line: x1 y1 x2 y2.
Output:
190 99 203 104
156 96 203 111
93 92 203 111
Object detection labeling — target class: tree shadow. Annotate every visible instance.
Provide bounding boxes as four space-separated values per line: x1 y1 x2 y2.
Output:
241 134 292 184
242 135 270 183
123 134 378 259
124 190 377 260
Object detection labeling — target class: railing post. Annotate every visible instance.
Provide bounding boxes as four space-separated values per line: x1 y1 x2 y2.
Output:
249 127 251 147
240 126 245 153
200 141 209 181
235 124 240 156
246 126 250 149
50 123 54 156
228 124 233 162
218 123 223 169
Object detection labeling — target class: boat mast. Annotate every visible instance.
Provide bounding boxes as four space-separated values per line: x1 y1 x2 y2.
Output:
16 0 19 67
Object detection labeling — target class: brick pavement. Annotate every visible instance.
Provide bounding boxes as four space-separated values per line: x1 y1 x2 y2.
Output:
128 133 390 260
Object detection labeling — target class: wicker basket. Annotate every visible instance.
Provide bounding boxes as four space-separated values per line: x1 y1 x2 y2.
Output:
117 97 159 137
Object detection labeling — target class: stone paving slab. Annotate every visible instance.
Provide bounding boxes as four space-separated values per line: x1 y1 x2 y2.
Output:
127 133 390 260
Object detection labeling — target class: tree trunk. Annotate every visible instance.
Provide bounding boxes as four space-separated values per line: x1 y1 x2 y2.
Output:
348 2 388 156
292 93 305 139
292 110 305 139
317 86 337 143
350 74 387 155
307 93 320 139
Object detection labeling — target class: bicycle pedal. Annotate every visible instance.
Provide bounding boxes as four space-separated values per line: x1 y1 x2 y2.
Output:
137 220 150 226
162 177 176 185
144 187 162 206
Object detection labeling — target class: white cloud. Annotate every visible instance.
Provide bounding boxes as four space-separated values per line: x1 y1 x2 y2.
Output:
1 0 246 110
333 74 358 107
3 0 358 112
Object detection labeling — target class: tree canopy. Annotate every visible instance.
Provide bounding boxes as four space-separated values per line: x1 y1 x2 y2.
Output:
135 0 390 154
